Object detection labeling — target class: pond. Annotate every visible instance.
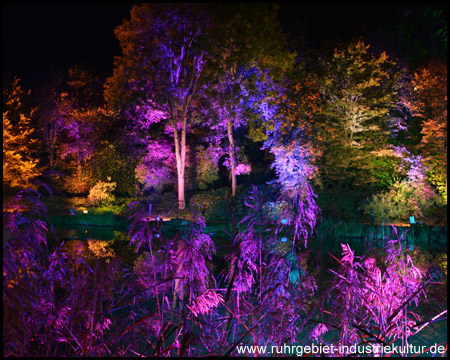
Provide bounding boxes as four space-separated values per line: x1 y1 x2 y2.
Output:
44 216 447 357
4 209 447 357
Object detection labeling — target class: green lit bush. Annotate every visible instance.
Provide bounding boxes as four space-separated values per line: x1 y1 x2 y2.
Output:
87 178 116 206
189 188 231 221
360 179 443 223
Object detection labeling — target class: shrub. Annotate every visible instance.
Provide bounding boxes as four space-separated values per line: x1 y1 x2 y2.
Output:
189 188 231 221
195 145 220 190
87 178 116 206
262 200 289 222
61 173 90 194
360 178 443 223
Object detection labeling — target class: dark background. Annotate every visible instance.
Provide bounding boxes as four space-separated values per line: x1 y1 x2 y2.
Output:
3 3 447 88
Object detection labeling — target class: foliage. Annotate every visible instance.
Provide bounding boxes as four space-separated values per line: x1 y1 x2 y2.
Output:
3 78 41 189
268 143 321 248
427 158 447 205
361 146 444 223
172 208 216 301
256 250 317 346
35 83 71 169
374 4 447 69
205 3 295 197
324 231 430 353
222 185 318 347
412 60 447 204
366 153 402 190
413 60 447 155
3 186 446 356
91 142 136 196
262 200 289 222
87 178 117 206
195 145 220 189
227 185 265 299
189 187 231 221
45 67 113 195
106 3 211 209
135 140 176 194
269 72 323 168
360 178 442 223
318 40 399 190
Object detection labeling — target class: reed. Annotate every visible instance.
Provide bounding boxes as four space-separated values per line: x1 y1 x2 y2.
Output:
3 188 447 357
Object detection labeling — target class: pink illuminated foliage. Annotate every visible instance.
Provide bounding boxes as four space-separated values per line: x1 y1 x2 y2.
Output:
171 208 217 303
3 184 445 356
322 229 431 354
135 139 176 193
107 3 211 209
4 4 448 357
3 190 123 356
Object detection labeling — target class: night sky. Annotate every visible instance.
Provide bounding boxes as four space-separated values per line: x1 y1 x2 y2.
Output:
2 3 445 88
3 3 132 87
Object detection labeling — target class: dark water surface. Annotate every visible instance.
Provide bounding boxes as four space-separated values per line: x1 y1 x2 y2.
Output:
48 218 447 357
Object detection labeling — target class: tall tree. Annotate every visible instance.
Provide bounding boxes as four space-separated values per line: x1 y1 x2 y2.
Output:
413 60 447 204
3 78 41 189
318 40 399 191
206 3 295 197
105 4 210 209
55 67 109 194
263 69 322 248
36 85 72 170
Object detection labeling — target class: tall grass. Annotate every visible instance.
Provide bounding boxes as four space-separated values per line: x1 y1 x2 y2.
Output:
3 187 447 356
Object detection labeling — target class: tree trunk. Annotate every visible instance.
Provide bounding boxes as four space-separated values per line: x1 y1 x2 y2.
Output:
173 115 186 210
177 171 185 209
227 118 237 197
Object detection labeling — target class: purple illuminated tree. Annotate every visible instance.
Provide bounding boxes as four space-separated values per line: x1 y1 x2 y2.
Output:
262 69 322 249
206 4 295 197
105 4 210 209
35 73 72 170
37 67 111 194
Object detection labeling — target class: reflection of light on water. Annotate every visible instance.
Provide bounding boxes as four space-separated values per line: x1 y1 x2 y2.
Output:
87 240 115 260
62 239 115 263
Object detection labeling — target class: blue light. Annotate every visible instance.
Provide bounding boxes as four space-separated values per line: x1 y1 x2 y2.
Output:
281 237 287 242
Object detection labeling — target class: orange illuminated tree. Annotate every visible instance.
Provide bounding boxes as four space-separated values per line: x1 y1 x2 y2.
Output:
3 78 41 189
412 60 447 204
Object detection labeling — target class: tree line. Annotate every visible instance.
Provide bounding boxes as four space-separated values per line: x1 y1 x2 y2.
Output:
3 3 446 222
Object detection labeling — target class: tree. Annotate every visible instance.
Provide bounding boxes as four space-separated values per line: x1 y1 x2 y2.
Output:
206 3 295 197
318 40 399 191
413 60 447 204
371 4 447 70
257 67 323 249
105 4 210 209
37 90 71 170
53 67 111 194
3 78 41 189
35 71 71 170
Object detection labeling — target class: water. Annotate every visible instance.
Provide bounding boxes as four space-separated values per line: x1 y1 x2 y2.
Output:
50 219 447 357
